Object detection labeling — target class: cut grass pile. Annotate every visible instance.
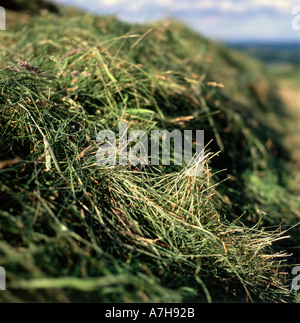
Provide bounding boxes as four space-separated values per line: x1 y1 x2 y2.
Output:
0 8 299 302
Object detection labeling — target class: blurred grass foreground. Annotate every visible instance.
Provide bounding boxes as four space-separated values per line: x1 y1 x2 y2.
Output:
0 1 300 303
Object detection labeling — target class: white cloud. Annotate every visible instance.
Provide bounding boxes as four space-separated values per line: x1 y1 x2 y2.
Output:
50 0 300 40
99 0 128 6
52 0 300 15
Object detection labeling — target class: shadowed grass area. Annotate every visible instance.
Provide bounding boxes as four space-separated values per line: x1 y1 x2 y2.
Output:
0 0 59 13
0 8 299 303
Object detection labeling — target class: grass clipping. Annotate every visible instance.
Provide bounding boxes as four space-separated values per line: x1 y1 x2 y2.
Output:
0 10 295 303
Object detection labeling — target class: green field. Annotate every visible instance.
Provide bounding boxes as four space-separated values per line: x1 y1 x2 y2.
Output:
0 3 300 303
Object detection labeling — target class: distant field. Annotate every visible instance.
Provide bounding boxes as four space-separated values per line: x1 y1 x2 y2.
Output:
227 42 300 65
228 42 300 87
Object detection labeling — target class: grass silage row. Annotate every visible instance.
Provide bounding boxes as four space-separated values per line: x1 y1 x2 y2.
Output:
0 7 299 303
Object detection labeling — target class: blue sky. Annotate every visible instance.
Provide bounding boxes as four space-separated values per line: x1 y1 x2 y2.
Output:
52 0 300 42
